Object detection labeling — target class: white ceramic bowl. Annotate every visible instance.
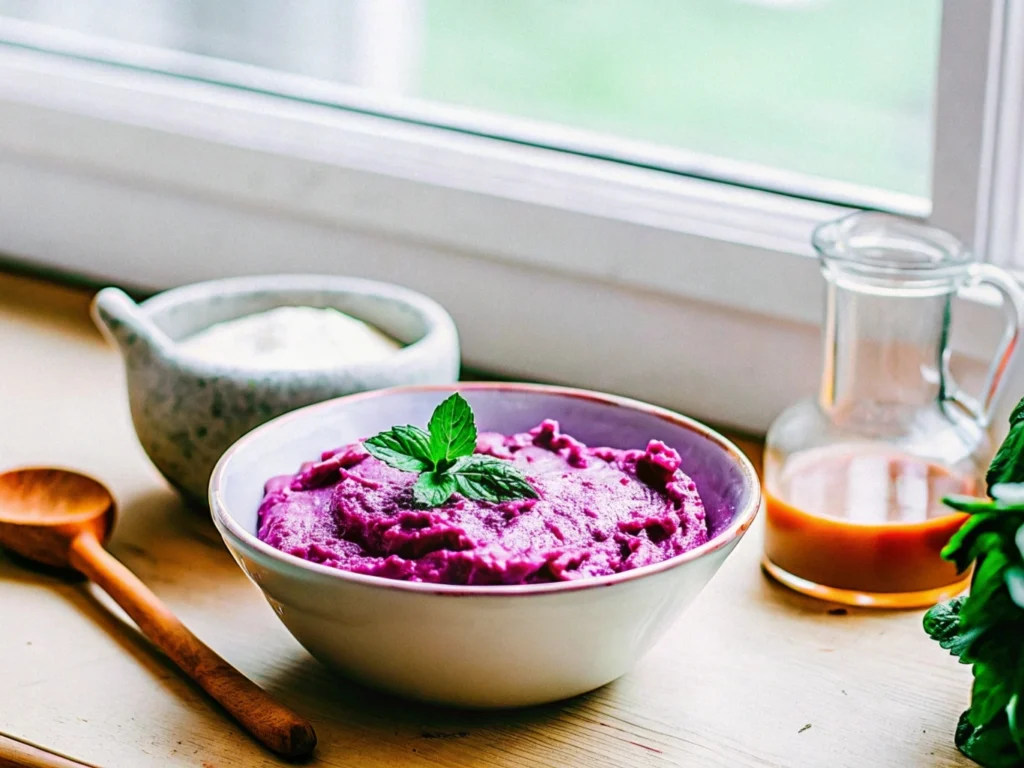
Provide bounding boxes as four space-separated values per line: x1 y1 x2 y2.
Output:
210 384 760 708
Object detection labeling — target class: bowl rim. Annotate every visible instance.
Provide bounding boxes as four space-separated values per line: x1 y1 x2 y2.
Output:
209 382 761 597
135 274 458 377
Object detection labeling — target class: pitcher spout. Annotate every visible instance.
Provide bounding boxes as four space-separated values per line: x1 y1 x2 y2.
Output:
91 287 172 361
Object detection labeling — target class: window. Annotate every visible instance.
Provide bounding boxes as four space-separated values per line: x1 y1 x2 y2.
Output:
0 1 1019 431
0 0 941 207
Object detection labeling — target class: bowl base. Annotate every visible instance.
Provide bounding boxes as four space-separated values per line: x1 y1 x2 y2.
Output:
315 659 624 710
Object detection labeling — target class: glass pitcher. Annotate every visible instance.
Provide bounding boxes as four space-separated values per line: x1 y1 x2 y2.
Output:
763 212 1024 608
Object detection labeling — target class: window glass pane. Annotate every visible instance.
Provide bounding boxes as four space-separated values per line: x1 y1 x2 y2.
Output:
0 0 942 202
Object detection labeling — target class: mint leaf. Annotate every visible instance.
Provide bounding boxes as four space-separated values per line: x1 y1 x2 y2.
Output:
962 551 1014 630
987 398 1024 492
363 393 537 509
1005 566 1024 610
412 471 457 508
364 425 433 473
944 496 1001 514
427 393 477 467
950 626 989 664
957 711 1022 768
1011 397 1024 427
924 597 967 643
972 663 1016 728
991 484 1024 506
924 598 989 661
931 399 1024 767
1008 695 1024 753
450 455 538 504
942 513 1024 573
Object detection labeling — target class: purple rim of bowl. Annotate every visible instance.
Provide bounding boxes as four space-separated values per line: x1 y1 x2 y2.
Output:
209 382 762 597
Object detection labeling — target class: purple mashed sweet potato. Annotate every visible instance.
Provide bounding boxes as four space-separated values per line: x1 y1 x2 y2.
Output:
257 420 709 585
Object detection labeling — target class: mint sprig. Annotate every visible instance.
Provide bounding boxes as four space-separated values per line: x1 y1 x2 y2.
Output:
925 396 1024 767
363 393 538 508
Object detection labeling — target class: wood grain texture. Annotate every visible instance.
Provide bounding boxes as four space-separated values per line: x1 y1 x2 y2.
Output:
0 272 973 767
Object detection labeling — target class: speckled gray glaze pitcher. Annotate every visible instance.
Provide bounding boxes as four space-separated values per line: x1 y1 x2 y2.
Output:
92 275 460 504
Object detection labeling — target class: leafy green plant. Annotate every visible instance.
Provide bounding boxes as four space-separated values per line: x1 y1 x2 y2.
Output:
925 400 1024 766
363 392 537 508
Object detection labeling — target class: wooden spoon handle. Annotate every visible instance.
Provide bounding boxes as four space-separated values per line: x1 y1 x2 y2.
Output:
0 732 96 768
68 533 316 760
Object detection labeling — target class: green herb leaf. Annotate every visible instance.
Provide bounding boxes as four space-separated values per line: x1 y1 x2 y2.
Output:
930 397 1024 766
427 393 478 467
991 484 1024 507
944 495 1000 515
956 711 1023 768
924 597 967 643
364 425 433 473
942 513 1024 574
987 398 1024 493
412 471 458 508
962 551 1014 630
924 598 991 662
1005 567 1024 610
958 625 1007 666
1008 695 1024 753
971 663 1016 728
449 455 539 504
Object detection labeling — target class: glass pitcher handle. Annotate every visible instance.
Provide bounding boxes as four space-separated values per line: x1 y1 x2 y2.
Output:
947 263 1024 426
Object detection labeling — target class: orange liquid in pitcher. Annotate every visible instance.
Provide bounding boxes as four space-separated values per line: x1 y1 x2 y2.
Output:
763 446 975 607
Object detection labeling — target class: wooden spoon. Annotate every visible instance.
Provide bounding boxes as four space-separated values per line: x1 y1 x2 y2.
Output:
0 468 317 761
0 731 98 768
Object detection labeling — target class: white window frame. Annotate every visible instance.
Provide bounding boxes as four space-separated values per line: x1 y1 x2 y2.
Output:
0 1 1020 433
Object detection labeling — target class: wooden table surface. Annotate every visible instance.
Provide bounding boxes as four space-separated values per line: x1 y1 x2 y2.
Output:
0 272 972 768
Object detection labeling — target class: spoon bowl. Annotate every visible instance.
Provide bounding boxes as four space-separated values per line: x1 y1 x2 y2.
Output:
0 468 114 569
0 467 316 759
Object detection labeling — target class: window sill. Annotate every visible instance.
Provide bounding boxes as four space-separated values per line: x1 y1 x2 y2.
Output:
0 43 1016 434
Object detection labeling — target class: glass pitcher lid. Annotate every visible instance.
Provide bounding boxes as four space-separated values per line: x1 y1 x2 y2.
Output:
812 212 971 288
